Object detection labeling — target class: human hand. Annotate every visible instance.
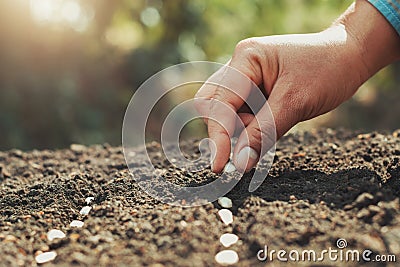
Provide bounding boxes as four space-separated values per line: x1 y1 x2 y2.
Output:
195 0 400 173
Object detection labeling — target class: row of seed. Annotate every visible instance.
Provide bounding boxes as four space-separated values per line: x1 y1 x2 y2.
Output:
35 197 94 264
215 196 239 266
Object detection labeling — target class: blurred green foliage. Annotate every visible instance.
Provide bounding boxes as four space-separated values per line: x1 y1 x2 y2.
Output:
0 0 398 150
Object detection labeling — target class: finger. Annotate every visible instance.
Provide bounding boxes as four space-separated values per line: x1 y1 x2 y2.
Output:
194 61 234 124
193 97 211 125
202 39 266 173
195 99 255 127
207 64 258 172
233 82 300 172
235 113 254 134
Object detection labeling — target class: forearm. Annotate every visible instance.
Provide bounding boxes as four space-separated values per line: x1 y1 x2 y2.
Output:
334 0 400 76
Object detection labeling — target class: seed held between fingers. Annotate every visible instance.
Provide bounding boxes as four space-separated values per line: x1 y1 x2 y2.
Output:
235 146 259 171
223 162 236 173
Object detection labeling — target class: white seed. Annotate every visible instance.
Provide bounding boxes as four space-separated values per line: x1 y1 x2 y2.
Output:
215 250 239 265
70 220 84 228
224 162 236 173
219 233 239 247
218 209 233 225
85 197 95 205
35 251 57 264
80 206 91 215
47 229 66 241
218 197 232 208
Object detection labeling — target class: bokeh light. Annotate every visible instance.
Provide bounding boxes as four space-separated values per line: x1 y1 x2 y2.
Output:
0 0 399 150
29 0 93 31
140 7 161 27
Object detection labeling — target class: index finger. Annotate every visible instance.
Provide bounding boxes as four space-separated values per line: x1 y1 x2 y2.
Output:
206 63 258 172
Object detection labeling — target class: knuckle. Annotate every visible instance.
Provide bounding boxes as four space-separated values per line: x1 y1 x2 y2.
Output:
194 88 212 101
194 86 219 114
209 87 232 114
251 120 275 145
249 125 263 147
212 86 227 101
193 97 209 113
234 38 260 57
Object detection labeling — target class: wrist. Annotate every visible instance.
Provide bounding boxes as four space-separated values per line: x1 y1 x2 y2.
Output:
335 0 400 75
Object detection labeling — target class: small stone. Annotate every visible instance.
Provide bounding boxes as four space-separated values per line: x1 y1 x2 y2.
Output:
218 197 233 208
329 143 338 150
223 162 236 173
4 235 17 242
218 209 233 225
354 193 375 208
47 229 66 241
70 233 80 241
356 208 371 219
85 197 95 205
219 233 239 247
293 152 306 158
368 205 381 215
179 220 187 227
35 251 57 264
80 206 91 215
39 245 49 252
1 167 11 178
70 220 84 228
215 250 239 265
70 144 86 152
343 204 354 211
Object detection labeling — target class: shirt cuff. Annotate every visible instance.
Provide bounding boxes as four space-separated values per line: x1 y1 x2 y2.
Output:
368 0 400 35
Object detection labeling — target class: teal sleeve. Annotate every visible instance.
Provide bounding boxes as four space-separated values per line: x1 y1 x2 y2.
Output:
368 0 400 35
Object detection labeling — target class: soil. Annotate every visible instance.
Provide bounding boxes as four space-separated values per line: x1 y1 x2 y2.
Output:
1 128 400 266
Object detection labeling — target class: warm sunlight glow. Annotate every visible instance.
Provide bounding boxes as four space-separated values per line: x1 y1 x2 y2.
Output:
61 1 81 24
29 0 93 31
30 0 59 22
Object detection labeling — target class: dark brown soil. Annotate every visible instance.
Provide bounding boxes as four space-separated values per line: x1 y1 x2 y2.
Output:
1 129 400 266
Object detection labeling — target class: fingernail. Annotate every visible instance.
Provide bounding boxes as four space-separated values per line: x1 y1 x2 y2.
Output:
235 147 259 172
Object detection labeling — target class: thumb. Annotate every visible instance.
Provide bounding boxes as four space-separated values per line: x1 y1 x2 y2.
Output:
233 83 300 172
